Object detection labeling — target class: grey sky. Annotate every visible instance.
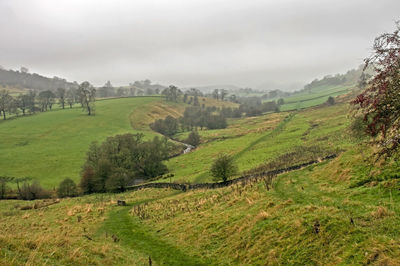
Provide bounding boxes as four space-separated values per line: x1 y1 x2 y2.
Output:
0 0 399 90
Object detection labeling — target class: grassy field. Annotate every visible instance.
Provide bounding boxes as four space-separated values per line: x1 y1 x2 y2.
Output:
275 85 354 111
0 97 162 188
2 95 400 264
130 148 400 265
165 103 351 183
0 95 237 188
1 146 400 264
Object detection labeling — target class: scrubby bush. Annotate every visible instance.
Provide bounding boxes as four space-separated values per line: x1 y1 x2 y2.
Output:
327 96 335 105
19 180 50 200
211 154 238 182
57 178 78 198
186 131 200 146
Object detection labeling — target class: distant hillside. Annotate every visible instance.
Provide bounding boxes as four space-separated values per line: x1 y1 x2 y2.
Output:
0 67 78 91
303 65 364 91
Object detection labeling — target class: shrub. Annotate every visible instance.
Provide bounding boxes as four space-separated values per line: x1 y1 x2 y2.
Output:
57 178 78 198
210 154 238 182
186 131 200 146
327 96 335 105
19 180 50 200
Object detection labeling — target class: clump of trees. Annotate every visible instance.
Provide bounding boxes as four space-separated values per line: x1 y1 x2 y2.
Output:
352 22 400 158
210 154 238 182
150 115 180 136
151 106 228 137
237 97 280 117
80 133 174 194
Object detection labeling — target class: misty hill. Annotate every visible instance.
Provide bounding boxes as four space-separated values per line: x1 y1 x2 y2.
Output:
303 65 364 91
0 67 78 91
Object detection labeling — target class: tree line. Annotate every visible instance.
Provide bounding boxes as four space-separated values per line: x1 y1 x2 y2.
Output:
0 81 96 120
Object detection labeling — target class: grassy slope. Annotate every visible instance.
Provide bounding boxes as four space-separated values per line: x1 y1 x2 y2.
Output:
278 85 353 111
0 97 160 187
134 149 400 265
2 100 400 264
0 95 238 188
166 103 350 183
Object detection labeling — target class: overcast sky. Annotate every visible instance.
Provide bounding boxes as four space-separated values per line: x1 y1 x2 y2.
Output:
0 0 399 90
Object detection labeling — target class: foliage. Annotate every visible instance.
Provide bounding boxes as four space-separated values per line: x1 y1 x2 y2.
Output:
150 115 180 136
186 130 200 146
38 90 56 111
352 22 400 157
238 97 279 117
18 180 50 200
327 96 335 105
78 81 96 116
57 178 78 198
162 85 182 102
80 133 171 193
210 154 238 182
0 176 14 199
0 89 14 120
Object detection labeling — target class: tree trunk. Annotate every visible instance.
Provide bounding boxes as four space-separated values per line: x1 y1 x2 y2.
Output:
2 110 6 120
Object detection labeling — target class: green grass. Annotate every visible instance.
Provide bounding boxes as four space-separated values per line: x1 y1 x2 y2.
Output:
165 103 351 183
2 96 400 264
100 193 212 265
277 85 353 111
132 150 400 264
0 97 162 188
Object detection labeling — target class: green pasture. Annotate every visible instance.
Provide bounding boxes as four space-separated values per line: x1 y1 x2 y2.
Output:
166 103 352 183
0 97 161 188
276 85 353 111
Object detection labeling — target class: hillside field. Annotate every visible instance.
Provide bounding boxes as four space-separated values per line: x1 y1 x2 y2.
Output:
271 85 354 111
166 103 350 183
0 97 162 188
2 94 400 265
0 96 237 188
